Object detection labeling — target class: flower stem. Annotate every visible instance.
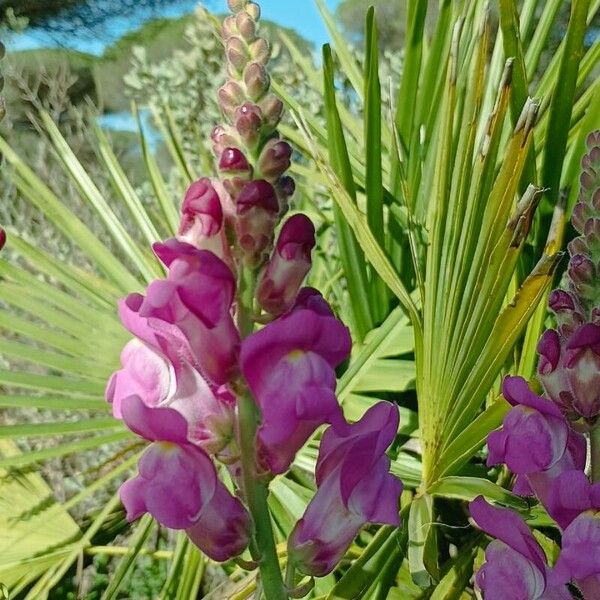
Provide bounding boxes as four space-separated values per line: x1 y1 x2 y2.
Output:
238 394 287 600
590 425 600 483
236 266 287 600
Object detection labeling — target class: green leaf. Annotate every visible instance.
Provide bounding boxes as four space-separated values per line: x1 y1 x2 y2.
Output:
541 0 592 205
429 477 528 510
408 494 437 587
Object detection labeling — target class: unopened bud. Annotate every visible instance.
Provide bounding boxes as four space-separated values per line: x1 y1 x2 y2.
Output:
220 148 253 200
246 2 260 20
259 94 284 130
226 36 249 73
235 180 280 263
219 147 251 173
569 254 595 287
249 38 270 65
212 125 240 156
236 11 256 41
235 102 263 148
179 178 223 239
244 62 270 101
222 16 238 39
228 0 247 13
256 214 316 315
0 227 6 251
258 139 292 180
219 81 246 118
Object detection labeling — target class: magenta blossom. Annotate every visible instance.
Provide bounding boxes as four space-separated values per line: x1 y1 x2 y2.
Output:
551 510 600 598
488 377 586 527
106 339 235 456
119 240 240 385
288 402 402 577
256 214 316 315
119 396 251 562
178 178 231 262
470 496 571 600
538 324 600 425
240 289 351 474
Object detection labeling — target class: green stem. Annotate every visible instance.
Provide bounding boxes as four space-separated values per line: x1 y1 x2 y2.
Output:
236 266 288 600
590 426 600 483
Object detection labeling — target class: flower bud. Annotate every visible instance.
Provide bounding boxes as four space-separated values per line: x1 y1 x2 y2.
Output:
569 254 595 287
275 176 295 215
219 147 251 173
211 125 239 156
222 15 237 38
549 290 576 314
177 180 232 263
256 214 316 315
259 94 284 130
235 180 279 263
245 2 260 20
179 179 223 238
227 0 247 13
249 38 270 65
258 139 292 180
218 81 245 119
226 36 249 73
235 102 263 148
572 201 594 235
0 227 5 251
219 148 253 200
244 62 270 101
236 10 256 41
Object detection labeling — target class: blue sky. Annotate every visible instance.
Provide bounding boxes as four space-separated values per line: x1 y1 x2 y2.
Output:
7 0 341 55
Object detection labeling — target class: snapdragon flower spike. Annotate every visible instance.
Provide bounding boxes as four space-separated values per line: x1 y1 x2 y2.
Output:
106 339 236 457
118 396 251 562
288 402 402 577
256 214 316 315
469 496 571 600
120 240 240 386
240 289 351 474
488 376 586 527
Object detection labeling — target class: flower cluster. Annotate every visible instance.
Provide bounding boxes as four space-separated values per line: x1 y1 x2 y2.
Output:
106 0 402 585
471 132 600 599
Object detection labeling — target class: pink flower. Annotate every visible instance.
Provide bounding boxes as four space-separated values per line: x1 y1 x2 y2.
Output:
256 214 315 315
288 402 402 577
240 289 351 474
470 496 571 600
106 339 235 456
120 240 240 385
178 179 231 262
119 396 251 562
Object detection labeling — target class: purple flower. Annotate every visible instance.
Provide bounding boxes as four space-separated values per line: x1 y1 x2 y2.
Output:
551 510 600 598
256 214 315 315
106 340 236 456
538 324 600 425
469 496 571 600
488 376 586 528
288 402 402 577
543 470 600 531
119 396 251 562
240 289 351 474
120 240 240 386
